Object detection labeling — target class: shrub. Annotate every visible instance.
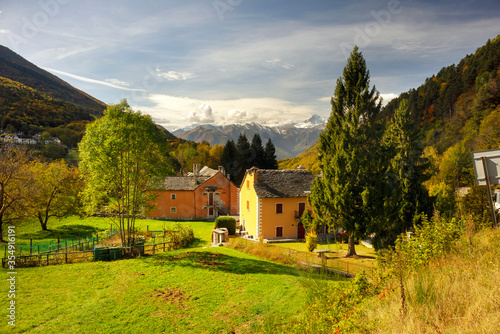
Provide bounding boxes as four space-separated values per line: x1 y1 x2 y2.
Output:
305 231 318 252
215 216 236 235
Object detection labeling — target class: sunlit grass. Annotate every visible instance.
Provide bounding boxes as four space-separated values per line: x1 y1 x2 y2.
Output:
0 246 347 333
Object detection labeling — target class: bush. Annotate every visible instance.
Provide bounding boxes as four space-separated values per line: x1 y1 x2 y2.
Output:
305 231 318 252
215 216 236 235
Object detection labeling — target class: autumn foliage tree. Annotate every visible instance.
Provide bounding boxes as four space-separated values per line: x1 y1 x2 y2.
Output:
28 160 84 231
79 100 174 247
0 145 36 241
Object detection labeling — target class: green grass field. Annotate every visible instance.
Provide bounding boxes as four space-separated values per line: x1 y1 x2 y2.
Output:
1 245 347 333
2 217 216 250
0 216 350 333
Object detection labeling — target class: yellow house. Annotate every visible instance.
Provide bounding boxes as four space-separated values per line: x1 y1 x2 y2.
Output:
239 167 315 240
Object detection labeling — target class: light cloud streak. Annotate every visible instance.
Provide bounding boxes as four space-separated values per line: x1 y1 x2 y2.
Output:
43 68 145 92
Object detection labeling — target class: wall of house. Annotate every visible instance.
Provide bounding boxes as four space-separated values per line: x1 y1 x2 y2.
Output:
147 190 196 219
239 171 259 237
260 197 308 239
147 172 239 220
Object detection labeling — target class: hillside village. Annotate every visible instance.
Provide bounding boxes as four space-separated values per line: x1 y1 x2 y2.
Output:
0 131 62 146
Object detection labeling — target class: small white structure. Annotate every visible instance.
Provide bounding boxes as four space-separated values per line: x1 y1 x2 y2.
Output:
211 228 228 246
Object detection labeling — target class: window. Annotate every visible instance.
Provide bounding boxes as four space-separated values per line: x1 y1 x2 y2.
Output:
246 200 250 211
276 226 283 238
171 193 176 200
170 207 176 213
246 180 250 189
276 203 283 214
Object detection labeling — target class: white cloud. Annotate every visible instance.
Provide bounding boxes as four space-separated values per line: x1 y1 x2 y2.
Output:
156 70 194 81
0 29 9 34
43 68 145 92
134 94 318 130
105 78 132 87
265 58 294 70
188 103 214 124
380 93 399 105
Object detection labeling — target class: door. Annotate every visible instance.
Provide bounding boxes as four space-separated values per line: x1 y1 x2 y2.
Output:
297 222 305 239
298 202 306 217
276 226 283 238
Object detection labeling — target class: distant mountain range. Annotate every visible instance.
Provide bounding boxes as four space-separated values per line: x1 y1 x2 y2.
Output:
173 115 327 159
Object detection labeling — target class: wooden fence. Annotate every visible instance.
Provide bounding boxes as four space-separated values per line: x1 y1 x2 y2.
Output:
1 241 178 268
229 237 376 278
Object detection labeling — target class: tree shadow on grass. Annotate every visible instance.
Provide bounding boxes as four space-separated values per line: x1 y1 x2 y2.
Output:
18 224 101 242
142 250 346 282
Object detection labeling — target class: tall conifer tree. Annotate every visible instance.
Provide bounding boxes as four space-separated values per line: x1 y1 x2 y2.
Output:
309 46 382 257
235 134 252 185
264 138 278 169
250 133 265 168
384 99 432 240
220 140 239 182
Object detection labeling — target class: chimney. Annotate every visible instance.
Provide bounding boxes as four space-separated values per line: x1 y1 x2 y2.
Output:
250 166 258 183
193 163 200 183
218 166 225 176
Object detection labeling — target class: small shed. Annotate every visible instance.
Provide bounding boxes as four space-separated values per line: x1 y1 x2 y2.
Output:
211 228 228 246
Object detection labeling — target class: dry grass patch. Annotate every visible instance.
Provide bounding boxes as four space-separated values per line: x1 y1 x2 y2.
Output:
364 228 500 334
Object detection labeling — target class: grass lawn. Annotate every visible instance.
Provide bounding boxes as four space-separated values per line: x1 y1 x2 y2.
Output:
2 217 216 249
275 240 377 268
0 246 348 333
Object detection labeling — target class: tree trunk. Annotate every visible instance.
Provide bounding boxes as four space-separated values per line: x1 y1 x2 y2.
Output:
38 213 48 231
345 233 357 258
0 218 4 242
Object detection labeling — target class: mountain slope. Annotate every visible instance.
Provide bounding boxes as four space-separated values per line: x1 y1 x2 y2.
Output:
0 45 106 116
173 122 323 159
280 35 500 173
278 141 320 174
0 77 94 129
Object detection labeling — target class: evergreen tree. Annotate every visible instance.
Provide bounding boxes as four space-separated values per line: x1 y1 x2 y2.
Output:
264 138 278 169
309 46 382 257
235 134 252 185
250 133 265 168
379 99 432 248
220 140 239 182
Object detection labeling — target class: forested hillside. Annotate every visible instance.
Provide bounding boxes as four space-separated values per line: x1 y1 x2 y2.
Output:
0 45 106 116
282 36 500 181
383 35 500 154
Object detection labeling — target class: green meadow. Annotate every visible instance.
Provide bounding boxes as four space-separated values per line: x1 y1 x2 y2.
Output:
1 217 348 333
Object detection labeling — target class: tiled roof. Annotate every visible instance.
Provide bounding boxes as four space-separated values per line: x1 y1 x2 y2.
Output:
157 166 222 191
158 176 213 191
252 169 315 198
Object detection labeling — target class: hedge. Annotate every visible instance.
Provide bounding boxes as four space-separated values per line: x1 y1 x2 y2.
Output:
215 216 236 235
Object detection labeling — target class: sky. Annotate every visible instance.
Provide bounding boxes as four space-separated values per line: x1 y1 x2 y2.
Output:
0 0 499 130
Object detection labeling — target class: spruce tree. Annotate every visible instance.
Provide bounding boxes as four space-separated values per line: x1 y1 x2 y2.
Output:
384 99 432 237
250 133 265 168
264 138 278 169
235 134 252 185
309 46 382 257
220 140 239 183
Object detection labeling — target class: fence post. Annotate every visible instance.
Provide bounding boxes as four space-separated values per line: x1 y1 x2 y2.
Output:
46 254 49 266
65 252 68 264
57 235 60 253
30 238 33 255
